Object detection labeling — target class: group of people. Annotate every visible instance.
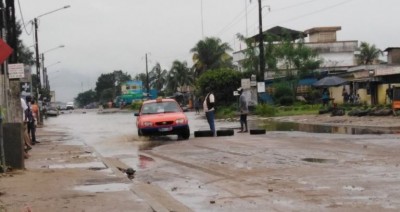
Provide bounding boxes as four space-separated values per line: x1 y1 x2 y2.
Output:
342 88 361 104
198 87 249 136
21 96 40 158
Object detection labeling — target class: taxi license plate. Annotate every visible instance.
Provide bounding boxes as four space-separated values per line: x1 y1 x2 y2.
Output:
159 127 172 132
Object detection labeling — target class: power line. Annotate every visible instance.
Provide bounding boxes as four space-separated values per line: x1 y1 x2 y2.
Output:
274 0 357 25
216 2 257 37
16 0 33 35
217 0 319 38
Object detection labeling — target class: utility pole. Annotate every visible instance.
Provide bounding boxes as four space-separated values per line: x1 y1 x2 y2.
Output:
257 0 265 81
34 18 40 98
145 53 149 97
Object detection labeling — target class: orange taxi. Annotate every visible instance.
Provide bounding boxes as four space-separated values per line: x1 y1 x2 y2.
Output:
135 98 190 139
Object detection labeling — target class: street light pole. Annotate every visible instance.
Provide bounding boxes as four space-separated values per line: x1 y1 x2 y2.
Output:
257 0 265 81
34 18 40 98
32 5 70 98
145 53 150 97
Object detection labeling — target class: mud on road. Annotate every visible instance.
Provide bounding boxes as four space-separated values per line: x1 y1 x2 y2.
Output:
2 110 400 211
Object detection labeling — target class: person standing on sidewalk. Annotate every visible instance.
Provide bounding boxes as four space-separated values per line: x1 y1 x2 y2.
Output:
237 88 248 133
31 100 40 128
203 87 216 136
25 96 38 145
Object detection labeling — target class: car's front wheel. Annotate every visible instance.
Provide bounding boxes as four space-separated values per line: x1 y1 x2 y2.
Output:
138 129 143 137
178 127 190 140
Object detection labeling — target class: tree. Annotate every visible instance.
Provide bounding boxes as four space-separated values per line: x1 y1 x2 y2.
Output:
356 42 382 65
196 68 242 106
75 90 97 108
166 60 194 95
237 33 281 80
236 33 259 75
149 63 167 91
190 37 233 76
95 70 131 103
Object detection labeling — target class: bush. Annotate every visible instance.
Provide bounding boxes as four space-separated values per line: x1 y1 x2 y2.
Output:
255 104 277 117
215 106 236 119
130 101 142 110
273 84 293 100
278 96 294 106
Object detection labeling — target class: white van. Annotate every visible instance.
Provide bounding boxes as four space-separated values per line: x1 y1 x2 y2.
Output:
66 102 74 110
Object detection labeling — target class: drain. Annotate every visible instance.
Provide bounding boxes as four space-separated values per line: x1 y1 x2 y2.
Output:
302 158 337 163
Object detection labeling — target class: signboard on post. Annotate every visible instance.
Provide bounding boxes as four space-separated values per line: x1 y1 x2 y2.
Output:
8 63 25 79
241 78 251 89
257 82 265 93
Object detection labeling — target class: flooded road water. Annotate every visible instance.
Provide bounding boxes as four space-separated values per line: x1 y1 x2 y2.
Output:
41 109 400 211
44 109 236 170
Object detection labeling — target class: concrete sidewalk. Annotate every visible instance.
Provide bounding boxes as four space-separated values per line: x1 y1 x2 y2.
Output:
0 126 153 212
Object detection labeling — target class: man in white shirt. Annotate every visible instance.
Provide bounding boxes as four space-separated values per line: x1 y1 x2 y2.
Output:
203 87 216 136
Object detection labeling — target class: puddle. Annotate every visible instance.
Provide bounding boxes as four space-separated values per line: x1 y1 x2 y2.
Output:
139 154 155 169
138 137 176 150
259 120 400 135
301 158 337 163
73 183 131 193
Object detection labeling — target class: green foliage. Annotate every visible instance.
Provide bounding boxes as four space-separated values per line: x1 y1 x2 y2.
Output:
166 60 194 95
95 70 131 102
196 68 242 106
356 42 383 65
191 37 233 75
278 96 294 106
130 101 142 110
149 63 167 91
255 104 277 117
215 106 236 119
75 90 97 108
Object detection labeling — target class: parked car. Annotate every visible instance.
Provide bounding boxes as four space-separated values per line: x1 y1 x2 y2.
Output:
66 102 74 110
135 98 190 139
46 106 59 117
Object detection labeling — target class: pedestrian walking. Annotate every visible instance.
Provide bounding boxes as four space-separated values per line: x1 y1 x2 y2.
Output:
194 97 200 115
237 88 248 133
203 87 216 136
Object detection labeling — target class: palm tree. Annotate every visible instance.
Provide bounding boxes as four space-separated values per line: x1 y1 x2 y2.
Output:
134 73 148 90
190 37 233 76
357 42 383 65
149 63 167 92
166 60 194 93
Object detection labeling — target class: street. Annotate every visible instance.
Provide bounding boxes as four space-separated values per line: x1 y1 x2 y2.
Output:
2 110 400 211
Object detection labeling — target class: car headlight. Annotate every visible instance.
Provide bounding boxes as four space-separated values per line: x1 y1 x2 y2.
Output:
176 118 186 124
142 121 153 127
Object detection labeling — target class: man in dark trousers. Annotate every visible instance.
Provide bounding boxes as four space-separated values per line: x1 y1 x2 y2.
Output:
203 87 216 136
237 88 248 133
25 96 38 145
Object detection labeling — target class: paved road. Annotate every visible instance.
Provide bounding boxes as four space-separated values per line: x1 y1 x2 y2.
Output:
9 109 400 211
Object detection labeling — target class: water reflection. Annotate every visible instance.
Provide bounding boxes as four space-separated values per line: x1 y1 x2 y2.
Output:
260 120 400 135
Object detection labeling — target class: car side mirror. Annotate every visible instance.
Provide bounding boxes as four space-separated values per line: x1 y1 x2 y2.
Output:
134 112 140 116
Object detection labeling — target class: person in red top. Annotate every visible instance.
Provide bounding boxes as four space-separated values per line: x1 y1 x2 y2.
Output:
31 100 39 125
27 98 39 144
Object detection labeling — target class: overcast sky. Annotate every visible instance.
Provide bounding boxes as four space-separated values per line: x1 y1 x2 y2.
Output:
17 0 399 102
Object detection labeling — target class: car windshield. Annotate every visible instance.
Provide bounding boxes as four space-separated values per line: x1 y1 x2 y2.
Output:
141 101 181 114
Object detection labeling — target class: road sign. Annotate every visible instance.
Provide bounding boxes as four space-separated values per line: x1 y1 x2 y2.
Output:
20 82 31 96
8 63 25 79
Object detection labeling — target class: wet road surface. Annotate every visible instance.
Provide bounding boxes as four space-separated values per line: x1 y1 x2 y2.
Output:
42 109 400 211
